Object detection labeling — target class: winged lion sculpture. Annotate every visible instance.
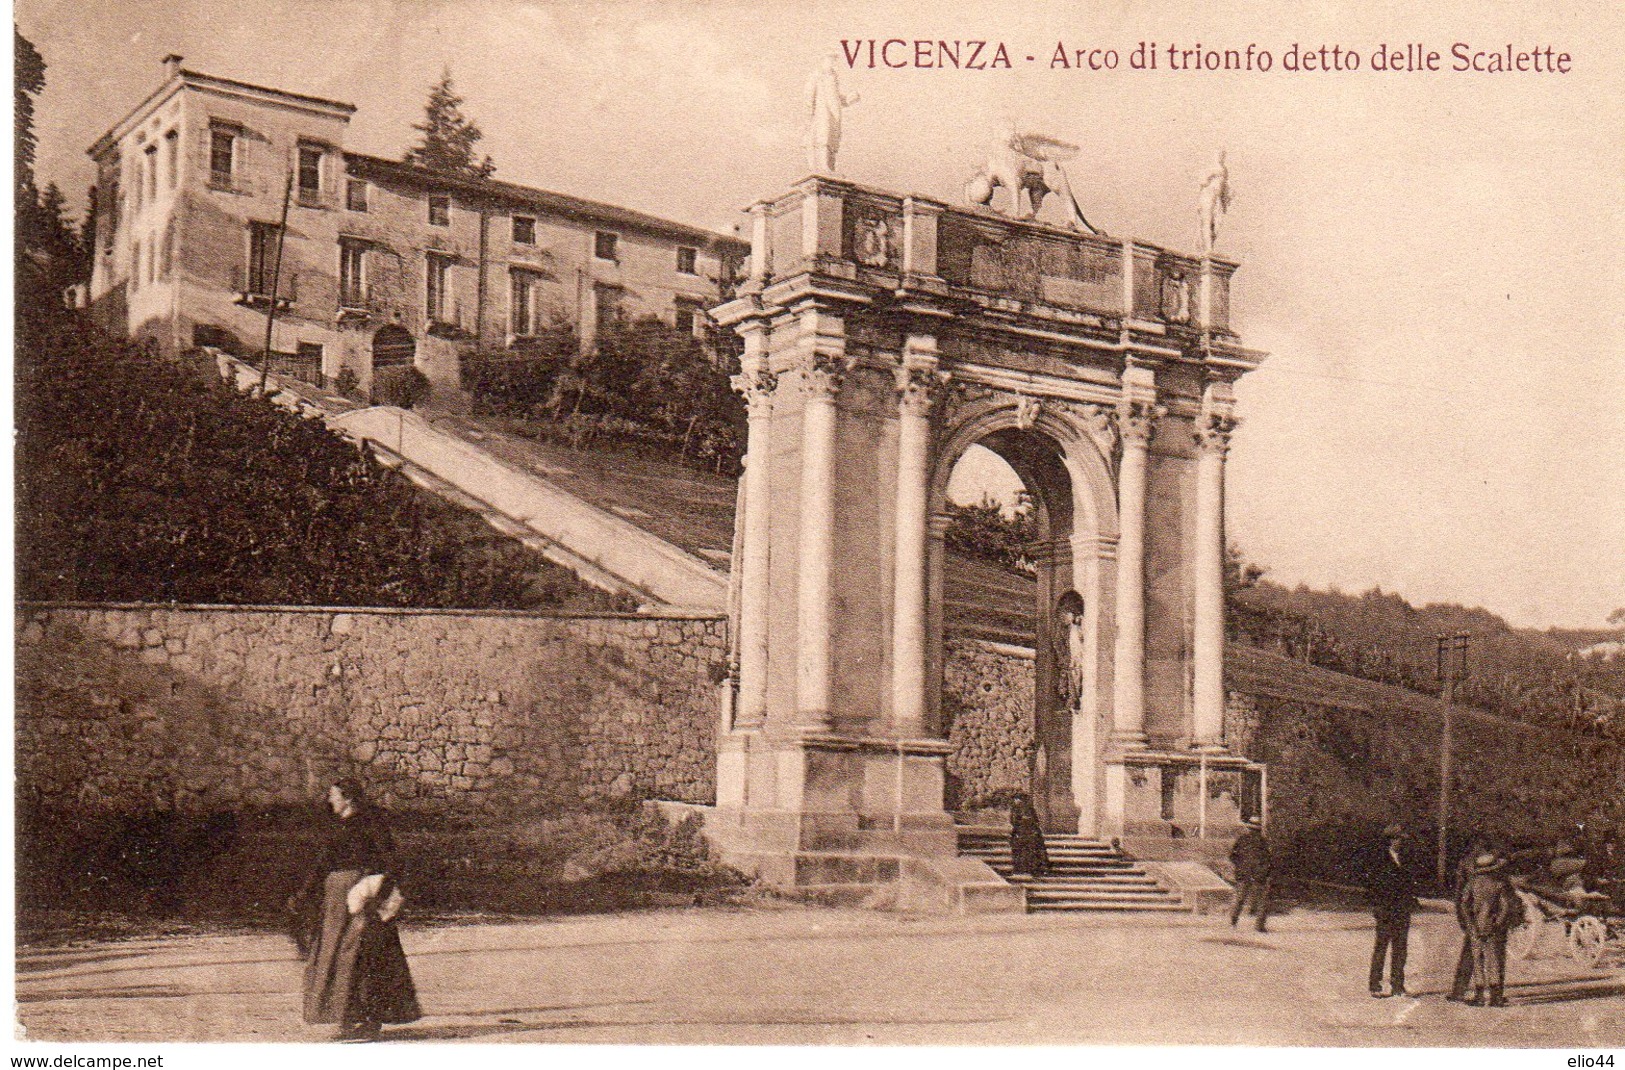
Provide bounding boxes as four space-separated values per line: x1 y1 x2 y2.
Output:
964 123 1099 234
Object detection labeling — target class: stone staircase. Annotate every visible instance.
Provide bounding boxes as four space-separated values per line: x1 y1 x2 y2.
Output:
957 828 1189 912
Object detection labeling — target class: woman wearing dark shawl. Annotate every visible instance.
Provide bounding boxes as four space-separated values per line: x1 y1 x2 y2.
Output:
294 780 422 1041
1009 792 1049 879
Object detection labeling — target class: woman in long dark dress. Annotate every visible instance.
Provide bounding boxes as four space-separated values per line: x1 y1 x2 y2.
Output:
1009 792 1049 879
296 780 422 1041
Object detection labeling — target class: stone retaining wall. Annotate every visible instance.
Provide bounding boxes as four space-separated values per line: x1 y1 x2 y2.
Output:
20 606 1618 879
943 638 1035 808
16 603 729 815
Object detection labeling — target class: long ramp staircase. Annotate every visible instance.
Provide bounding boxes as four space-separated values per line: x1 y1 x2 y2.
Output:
957 828 1188 912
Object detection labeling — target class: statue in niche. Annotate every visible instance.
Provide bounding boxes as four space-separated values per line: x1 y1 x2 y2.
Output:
807 54 860 175
964 121 1100 233
1198 150 1232 255
1054 590 1088 713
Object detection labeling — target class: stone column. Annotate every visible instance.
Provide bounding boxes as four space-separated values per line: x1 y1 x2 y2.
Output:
796 312 846 731
1191 396 1236 750
729 333 776 729
891 337 940 736
1110 394 1159 749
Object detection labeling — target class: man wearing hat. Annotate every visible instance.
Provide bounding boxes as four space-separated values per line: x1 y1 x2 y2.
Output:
1457 850 1523 1007
1448 834 1495 1002
1366 823 1418 998
1228 815 1272 932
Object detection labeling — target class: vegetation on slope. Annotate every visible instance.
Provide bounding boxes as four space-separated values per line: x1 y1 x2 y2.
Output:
1229 571 1624 741
460 315 747 475
15 310 623 611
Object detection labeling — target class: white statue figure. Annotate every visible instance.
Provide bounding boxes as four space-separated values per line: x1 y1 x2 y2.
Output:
964 120 1099 233
807 54 860 174
1054 591 1088 712
1198 150 1232 255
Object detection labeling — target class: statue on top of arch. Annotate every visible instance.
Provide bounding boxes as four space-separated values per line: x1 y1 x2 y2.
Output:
1198 150 1232 256
964 120 1100 234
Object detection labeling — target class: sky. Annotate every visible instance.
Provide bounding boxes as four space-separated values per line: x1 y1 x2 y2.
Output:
17 0 1625 630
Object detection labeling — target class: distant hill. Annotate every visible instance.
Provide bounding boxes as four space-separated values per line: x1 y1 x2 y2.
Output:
1230 579 1624 741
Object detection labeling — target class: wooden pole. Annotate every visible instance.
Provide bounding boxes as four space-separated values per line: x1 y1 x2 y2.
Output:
259 168 294 393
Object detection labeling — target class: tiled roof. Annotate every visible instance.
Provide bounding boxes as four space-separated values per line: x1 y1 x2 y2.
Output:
346 154 748 251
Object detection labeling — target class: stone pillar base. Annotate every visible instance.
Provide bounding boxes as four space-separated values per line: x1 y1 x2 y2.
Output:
702 731 1023 914
1100 750 1262 844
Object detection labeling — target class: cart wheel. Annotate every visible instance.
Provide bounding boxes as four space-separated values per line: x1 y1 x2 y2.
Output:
1568 915 1607 967
1507 921 1540 961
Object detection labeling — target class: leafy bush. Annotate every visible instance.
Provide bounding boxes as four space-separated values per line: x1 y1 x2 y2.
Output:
462 316 746 475
14 309 621 610
944 493 1037 575
333 366 362 400
372 364 432 409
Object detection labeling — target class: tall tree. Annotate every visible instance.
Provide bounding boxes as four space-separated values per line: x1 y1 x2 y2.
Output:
404 70 495 178
16 27 45 198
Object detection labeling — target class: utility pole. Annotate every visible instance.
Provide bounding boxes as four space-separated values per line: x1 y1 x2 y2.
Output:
259 168 295 393
1436 631 1469 888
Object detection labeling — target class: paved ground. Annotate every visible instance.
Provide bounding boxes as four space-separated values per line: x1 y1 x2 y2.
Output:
14 904 1624 1046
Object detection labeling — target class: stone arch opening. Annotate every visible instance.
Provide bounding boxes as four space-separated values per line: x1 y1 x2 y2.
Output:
929 398 1119 834
371 324 416 371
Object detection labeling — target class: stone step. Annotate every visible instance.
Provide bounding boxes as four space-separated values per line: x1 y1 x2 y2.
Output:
1024 885 1172 899
1029 899 1190 912
956 830 1188 914
1008 876 1163 888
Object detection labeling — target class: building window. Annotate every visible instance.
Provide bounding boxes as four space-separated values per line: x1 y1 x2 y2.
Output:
674 298 703 337
209 126 235 186
676 246 698 275
144 145 158 202
512 216 536 245
346 180 368 212
594 230 618 262
104 178 121 251
247 221 282 296
593 283 621 333
339 240 367 308
164 130 179 191
426 254 451 324
427 195 450 227
295 342 324 384
297 144 323 197
510 270 539 337
130 240 141 291
160 221 175 279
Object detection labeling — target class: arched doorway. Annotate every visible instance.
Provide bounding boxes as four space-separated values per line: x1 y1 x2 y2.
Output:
929 395 1120 835
371 324 416 371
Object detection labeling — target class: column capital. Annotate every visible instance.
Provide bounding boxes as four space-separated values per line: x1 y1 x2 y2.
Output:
895 364 950 417
1194 409 1238 455
1114 397 1165 446
730 369 780 415
801 357 846 400
796 307 849 399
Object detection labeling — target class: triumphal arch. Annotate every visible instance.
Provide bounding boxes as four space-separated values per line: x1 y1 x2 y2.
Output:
708 173 1264 909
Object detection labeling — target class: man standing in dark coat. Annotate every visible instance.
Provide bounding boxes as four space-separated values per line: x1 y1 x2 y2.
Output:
1229 816 1272 932
1366 823 1418 998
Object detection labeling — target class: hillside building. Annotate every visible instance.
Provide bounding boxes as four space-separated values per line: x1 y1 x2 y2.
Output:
86 57 747 402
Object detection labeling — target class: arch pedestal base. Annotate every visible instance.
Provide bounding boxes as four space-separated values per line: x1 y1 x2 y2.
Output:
706 730 1024 914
